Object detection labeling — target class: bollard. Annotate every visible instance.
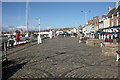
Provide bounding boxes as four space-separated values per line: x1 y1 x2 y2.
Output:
99 34 101 39
111 35 113 39
93 34 95 39
104 35 106 40
50 35 52 39
107 35 109 39
102 35 104 39
38 35 40 44
38 34 42 44
91 34 92 38
116 51 120 61
116 54 120 61
49 31 52 39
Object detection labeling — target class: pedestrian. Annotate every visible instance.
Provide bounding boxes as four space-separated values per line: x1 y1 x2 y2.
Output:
16 30 20 47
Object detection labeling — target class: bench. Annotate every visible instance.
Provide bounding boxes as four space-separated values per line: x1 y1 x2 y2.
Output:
116 50 120 61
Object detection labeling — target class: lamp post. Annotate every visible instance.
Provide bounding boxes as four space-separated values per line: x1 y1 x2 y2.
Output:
81 10 90 37
36 17 42 44
36 17 40 32
81 10 91 24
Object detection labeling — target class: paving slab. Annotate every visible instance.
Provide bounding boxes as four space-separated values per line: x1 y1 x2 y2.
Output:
2 37 119 79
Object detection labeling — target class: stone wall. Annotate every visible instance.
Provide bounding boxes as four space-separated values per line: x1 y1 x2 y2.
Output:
102 46 118 57
86 39 104 47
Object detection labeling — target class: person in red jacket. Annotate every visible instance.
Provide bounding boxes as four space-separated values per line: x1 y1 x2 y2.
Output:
16 31 20 47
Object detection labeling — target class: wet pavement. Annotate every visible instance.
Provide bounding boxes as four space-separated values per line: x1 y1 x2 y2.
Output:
2 37 119 79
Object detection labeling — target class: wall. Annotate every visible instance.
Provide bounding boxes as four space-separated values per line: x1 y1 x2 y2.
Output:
114 16 117 26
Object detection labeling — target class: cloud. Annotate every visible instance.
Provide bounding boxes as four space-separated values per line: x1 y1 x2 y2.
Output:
16 26 26 29
2 25 46 32
2 26 17 32
47 26 52 30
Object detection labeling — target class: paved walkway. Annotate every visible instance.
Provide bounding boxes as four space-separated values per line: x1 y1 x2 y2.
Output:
3 37 118 79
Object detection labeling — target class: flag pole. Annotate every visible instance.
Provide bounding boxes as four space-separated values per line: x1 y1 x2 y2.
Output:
26 0 29 34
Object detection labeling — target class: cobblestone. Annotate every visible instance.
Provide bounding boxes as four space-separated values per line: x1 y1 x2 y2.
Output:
2 37 118 79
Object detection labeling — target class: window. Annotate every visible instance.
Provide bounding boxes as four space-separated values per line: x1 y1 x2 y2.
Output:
117 18 119 26
107 21 108 27
117 12 119 17
112 20 114 26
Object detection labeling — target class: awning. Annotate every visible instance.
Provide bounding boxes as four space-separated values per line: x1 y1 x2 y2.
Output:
105 33 109 35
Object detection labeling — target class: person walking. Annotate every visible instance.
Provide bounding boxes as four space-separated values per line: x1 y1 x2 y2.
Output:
16 31 20 47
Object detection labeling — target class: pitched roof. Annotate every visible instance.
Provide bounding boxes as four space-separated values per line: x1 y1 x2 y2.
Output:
107 8 115 18
113 5 120 16
106 5 120 18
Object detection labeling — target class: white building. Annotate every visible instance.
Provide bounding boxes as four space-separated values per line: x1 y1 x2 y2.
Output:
99 18 104 29
103 17 110 29
71 27 77 33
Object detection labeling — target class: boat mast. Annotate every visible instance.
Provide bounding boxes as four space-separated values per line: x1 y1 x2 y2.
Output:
26 0 28 33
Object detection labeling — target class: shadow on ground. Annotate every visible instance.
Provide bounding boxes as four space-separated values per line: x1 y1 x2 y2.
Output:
2 61 28 80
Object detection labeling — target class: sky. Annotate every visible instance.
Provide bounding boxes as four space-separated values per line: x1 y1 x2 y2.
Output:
2 2 116 31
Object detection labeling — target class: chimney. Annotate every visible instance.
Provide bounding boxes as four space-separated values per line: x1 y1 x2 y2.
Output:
108 7 113 12
116 2 120 9
102 14 106 18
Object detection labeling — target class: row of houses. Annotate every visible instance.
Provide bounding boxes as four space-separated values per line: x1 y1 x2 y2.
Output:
82 2 120 35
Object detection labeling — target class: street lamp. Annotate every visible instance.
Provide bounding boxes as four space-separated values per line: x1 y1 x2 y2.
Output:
81 10 90 37
81 10 91 23
36 17 42 44
36 17 40 32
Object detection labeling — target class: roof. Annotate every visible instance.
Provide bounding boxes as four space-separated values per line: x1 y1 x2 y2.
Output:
107 8 115 18
106 5 120 18
113 5 120 16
